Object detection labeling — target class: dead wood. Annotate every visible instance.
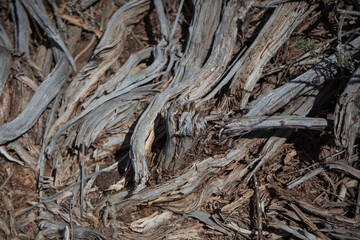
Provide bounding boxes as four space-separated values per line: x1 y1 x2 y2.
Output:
0 0 359 239
224 116 329 135
334 66 360 158
0 47 11 93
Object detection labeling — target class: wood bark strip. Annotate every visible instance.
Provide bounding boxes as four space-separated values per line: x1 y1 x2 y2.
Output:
0 57 70 144
224 116 328 135
230 2 313 109
334 67 360 157
46 0 151 152
15 0 31 61
21 0 76 70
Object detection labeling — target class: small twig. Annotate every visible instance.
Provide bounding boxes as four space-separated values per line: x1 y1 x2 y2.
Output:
355 182 360 221
14 74 38 91
83 164 99 209
80 144 85 218
169 0 184 42
154 0 170 40
3 193 15 237
323 26 360 46
74 35 97 62
224 116 328 135
0 146 24 166
21 0 76 71
320 171 336 194
0 168 14 190
253 174 263 240
328 161 360 179
55 12 103 38
287 168 325 189
338 14 346 44
70 201 74 240
336 7 360 17
289 203 331 240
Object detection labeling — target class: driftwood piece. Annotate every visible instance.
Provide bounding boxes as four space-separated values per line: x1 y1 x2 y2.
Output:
230 2 313 109
0 57 69 144
328 161 360 179
14 0 31 61
237 36 360 183
224 116 328 135
334 67 360 157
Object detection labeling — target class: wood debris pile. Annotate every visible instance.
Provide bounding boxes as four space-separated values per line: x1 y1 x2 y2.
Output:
0 0 359 239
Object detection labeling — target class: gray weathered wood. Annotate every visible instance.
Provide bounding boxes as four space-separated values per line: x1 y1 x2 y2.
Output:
21 0 76 70
0 47 11 93
334 67 360 157
0 57 70 144
224 116 328 135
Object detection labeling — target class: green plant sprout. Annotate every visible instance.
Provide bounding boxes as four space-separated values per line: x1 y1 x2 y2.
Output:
336 55 351 69
295 40 316 53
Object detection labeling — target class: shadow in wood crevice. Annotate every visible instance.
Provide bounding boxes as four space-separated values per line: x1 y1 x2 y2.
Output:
143 1 158 45
240 7 274 49
114 114 143 189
